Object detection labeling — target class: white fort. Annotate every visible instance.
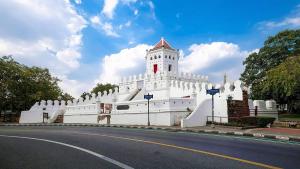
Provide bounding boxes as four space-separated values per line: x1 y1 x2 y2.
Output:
19 38 278 127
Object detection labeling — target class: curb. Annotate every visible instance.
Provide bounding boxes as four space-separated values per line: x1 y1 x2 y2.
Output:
1 123 300 143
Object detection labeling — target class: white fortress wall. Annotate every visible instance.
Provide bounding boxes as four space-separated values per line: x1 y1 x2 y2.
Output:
64 104 99 123
249 99 278 119
118 74 145 101
64 87 119 123
110 98 196 126
19 99 68 123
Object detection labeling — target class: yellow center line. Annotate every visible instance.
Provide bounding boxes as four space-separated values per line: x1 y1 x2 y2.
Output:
69 131 282 169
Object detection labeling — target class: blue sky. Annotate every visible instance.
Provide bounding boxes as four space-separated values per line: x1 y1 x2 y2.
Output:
0 0 300 97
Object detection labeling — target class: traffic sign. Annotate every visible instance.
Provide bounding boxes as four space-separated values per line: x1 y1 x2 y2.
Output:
206 88 220 96
144 93 153 126
144 94 153 100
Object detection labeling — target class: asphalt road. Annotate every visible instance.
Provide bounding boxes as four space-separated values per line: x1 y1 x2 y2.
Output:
0 126 299 169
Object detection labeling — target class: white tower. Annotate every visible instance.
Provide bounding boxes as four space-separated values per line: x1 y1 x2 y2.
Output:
145 38 179 76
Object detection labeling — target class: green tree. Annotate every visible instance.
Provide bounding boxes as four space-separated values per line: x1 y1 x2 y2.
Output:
60 93 74 101
262 56 300 113
80 83 118 101
0 56 62 114
241 29 300 100
80 92 92 100
91 83 118 95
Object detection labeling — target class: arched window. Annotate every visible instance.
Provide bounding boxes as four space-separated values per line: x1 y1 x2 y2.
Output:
154 55 157 59
150 57 153 60
159 55 161 58
173 57 175 60
169 55 171 59
165 55 167 58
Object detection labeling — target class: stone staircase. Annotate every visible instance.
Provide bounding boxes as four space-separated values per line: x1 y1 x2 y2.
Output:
54 115 64 123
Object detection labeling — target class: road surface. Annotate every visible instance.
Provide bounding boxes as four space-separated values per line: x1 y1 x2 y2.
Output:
0 126 299 169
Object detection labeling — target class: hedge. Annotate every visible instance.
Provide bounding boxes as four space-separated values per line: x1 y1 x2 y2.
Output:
240 116 276 127
209 116 276 127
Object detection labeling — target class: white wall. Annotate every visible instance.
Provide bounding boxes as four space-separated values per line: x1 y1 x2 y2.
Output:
181 80 244 127
249 100 278 119
19 100 67 123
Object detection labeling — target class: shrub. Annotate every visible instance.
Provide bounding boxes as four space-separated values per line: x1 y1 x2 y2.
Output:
240 116 257 126
240 116 276 127
207 116 276 127
256 117 276 127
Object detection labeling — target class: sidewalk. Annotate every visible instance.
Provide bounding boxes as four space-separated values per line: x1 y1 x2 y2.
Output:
246 127 300 137
182 125 300 142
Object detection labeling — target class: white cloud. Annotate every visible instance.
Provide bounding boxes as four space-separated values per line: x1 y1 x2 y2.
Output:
119 21 132 29
264 17 300 28
102 22 120 37
102 0 119 19
56 48 81 69
90 16 120 37
260 4 300 30
148 1 154 9
74 0 82 4
57 75 93 98
134 9 139 15
179 42 248 73
0 0 87 97
148 1 156 20
90 15 101 25
125 21 132 27
121 0 137 5
179 42 254 83
98 44 152 84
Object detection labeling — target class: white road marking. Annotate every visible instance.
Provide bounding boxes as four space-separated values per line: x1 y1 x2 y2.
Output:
0 134 134 169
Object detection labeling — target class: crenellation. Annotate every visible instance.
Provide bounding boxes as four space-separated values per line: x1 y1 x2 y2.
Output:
78 98 83 104
85 95 90 101
60 100 66 106
201 83 208 93
97 92 101 98
54 100 59 106
72 99 77 105
108 89 113 95
47 100 53 106
195 82 201 91
67 100 72 106
207 83 213 90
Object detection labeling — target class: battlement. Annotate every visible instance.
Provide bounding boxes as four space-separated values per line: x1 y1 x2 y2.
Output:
119 71 209 84
176 72 209 82
29 100 68 111
248 100 277 110
28 87 119 110
119 73 146 83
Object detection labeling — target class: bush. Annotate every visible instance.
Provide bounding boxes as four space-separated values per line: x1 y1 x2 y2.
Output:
207 116 276 127
240 117 257 126
256 117 276 127
240 116 276 127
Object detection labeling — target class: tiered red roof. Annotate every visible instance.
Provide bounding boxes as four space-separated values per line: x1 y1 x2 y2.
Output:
150 38 174 51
